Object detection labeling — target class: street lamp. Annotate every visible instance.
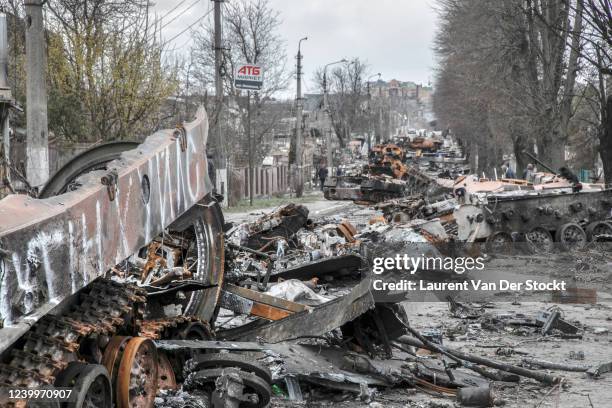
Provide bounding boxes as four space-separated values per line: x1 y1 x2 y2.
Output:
366 73 381 150
294 36 308 197
323 59 348 169
366 73 381 96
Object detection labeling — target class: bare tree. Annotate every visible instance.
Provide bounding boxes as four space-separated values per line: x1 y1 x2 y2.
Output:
191 0 290 168
434 0 590 177
313 58 369 147
517 0 610 182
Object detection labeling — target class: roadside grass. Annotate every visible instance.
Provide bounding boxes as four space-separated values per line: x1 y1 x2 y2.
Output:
224 192 323 213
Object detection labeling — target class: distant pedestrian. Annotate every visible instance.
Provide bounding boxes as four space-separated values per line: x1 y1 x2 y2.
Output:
522 163 534 182
318 166 328 191
336 167 342 177
501 163 515 179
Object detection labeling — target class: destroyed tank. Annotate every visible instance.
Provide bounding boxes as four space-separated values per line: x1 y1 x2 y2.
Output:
0 107 227 407
453 177 612 251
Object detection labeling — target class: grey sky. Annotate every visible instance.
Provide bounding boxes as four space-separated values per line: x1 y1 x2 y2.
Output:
152 0 438 96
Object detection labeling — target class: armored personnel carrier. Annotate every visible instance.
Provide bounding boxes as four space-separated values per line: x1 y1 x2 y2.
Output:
453 176 612 251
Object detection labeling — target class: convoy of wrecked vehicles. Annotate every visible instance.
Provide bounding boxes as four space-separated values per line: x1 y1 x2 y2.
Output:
0 112 610 407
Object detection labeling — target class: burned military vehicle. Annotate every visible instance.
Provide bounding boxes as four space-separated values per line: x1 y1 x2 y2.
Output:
324 143 412 203
0 108 243 407
452 176 612 251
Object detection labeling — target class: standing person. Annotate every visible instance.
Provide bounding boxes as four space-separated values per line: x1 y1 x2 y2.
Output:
522 163 534 182
501 162 515 179
318 165 328 191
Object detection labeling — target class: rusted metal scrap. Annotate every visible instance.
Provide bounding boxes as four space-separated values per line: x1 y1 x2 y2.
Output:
220 283 309 321
219 278 375 343
241 203 309 250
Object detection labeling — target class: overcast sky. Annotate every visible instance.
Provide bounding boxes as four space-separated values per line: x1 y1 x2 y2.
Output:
152 0 438 97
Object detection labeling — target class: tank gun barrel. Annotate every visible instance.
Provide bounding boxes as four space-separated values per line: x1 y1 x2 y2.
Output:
522 150 557 174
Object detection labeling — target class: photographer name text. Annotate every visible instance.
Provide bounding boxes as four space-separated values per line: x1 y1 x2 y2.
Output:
372 279 567 292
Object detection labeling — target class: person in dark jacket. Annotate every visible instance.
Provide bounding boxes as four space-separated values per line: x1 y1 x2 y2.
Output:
318 166 328 191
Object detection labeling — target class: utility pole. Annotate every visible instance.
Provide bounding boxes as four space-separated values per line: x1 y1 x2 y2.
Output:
323 59 346 171
213 0 224 173
294 37 307 198
377 105 383 143
0 13 11 185
323 74 331 169
25 0 49 188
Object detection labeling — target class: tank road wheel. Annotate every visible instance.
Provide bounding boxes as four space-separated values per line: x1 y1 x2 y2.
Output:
555 223 587 251
39 141 139 198
585 221 612 241
485 232 513 254
157 352 178 391
525 227 555 253
102 335 132 405
144 197 225 323
54 363 113 408
117 337 159 408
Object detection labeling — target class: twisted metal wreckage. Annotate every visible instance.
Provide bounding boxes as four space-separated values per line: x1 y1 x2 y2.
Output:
324 135 612 251
0 107 611 407
0 107 409 408
0 108 227 406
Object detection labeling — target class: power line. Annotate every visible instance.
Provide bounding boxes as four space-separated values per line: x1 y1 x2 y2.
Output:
162 8 214 47
165 36 194 54
145 0 190 33
159 0 201 32
158 0 191 21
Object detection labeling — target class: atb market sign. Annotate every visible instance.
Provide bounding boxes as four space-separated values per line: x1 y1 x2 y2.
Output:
235 64 263 90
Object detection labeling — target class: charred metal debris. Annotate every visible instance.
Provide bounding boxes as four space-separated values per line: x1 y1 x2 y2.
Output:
323 135 466 203
0 112 611 408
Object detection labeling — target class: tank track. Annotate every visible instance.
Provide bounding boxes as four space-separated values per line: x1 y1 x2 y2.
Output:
138 316 213 340
0 277 212 407
0 280 147 390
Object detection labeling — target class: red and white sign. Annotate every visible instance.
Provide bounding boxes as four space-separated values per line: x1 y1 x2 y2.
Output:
235 64 264 90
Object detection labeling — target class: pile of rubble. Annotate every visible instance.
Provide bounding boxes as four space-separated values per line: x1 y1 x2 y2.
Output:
148 156 611 407
152 196 611 407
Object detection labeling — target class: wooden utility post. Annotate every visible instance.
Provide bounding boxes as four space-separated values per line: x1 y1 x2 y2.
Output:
25 0 49 187
0 13 11 184
213 0 224 172
294 37 307 197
